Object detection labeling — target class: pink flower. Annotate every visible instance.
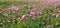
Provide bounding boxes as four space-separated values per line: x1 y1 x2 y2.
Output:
3 13 8 17
32 17 35 20
31 16 35 20
31 4 37 10
19 15 26 22
0 8 4 12
30 12 35 17
42 22 45 26
36 11 42 17
35 0 40 2
9 5 19 11
56 14 59 18
27 0 32 2
46 18 49 22
51 14 60 18
19 14 29 22
46 25 50 28
52 14 56 16
25 14 29 17
12 18 16 23
27 9 32 12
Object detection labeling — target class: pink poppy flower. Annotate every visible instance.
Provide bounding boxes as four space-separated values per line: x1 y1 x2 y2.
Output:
27 0 32 2
46 18 49 22
31 16 36 20
30 12 35 17
56 14 59 18
12 18 16 23
46 25 50 28
36 11 42 17
25 14 29 17
52 14 56 16
19 15 26 22
3 13 8 17
31 4 37 10
9 5 19 11
0 8 4 12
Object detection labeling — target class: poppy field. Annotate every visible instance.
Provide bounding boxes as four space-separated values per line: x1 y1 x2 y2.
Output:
0 0 60 28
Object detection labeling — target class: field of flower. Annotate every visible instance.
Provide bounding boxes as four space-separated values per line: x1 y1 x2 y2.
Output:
0 1 60 28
